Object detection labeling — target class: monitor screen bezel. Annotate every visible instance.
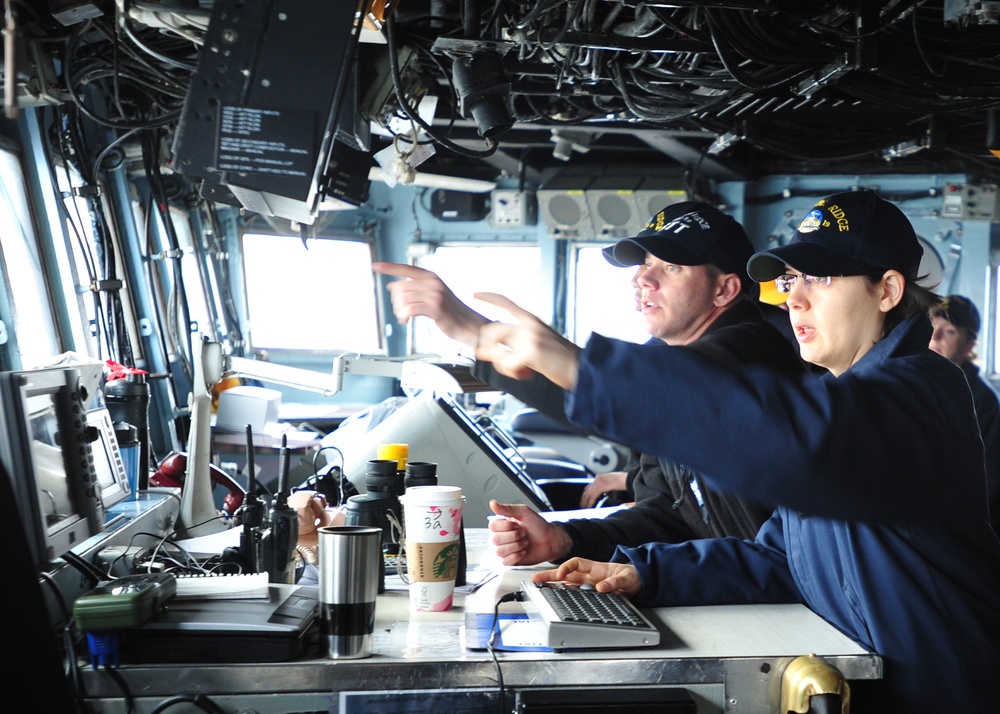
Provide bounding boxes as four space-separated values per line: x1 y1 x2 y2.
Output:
86 407 132 510
0 367 103 570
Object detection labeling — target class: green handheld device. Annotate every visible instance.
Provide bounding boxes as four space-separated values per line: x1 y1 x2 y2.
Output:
73 572 177 631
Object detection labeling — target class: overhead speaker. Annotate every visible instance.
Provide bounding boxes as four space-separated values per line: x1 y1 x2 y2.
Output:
584 177 643 239
634 177 688 225
537 189 595 239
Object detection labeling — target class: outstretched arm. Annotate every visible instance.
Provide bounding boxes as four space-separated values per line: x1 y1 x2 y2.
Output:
474 292 582 389
373 262 491 348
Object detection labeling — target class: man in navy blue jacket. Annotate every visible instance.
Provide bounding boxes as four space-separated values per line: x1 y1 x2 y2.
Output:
474 190 1000 712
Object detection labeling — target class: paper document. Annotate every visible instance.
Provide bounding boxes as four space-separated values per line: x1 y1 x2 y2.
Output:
464 612 553 652
539 504 628 523
175 526 240 557
175 571 270 600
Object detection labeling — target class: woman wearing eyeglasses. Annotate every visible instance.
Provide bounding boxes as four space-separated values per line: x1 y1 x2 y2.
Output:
475 189 1000 712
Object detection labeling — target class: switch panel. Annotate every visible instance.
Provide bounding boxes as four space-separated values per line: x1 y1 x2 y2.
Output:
942 183 1000 221
491 189 538 228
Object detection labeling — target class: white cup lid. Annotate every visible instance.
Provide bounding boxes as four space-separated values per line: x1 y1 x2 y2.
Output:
400 485 465 505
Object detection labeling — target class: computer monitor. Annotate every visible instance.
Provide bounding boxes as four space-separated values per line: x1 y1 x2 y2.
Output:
86 407 132 512
0 367 104 569
171 0 369 223
321 393 552 527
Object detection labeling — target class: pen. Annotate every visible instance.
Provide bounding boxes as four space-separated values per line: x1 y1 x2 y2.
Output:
469 570 500 594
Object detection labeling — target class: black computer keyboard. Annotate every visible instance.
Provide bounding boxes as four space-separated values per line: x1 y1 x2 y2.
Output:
520 580 660 650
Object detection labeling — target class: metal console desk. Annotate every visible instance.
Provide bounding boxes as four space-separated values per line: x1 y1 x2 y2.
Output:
79 536 881 714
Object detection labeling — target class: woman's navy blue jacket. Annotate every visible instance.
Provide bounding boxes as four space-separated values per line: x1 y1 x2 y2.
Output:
567 315 1000 712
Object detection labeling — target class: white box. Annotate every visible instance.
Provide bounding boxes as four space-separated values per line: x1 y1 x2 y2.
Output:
215 386 282 433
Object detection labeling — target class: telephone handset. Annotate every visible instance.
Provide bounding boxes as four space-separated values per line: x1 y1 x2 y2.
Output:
150 451 245 518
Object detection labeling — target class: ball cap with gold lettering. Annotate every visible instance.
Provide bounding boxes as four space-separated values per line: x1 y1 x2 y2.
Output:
602 201 755 292
746 189 923 282
935 295 980 335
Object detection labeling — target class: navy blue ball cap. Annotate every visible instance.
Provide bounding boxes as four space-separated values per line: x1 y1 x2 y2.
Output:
936 295 980 334
747 189 922 282
602 201 754 284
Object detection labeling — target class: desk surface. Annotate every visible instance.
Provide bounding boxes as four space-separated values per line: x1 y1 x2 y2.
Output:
80 530 881 714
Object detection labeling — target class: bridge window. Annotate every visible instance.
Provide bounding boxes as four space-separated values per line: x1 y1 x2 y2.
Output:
0 148 61 367
570 244 648 345
242 234 382 353
411 245 543 357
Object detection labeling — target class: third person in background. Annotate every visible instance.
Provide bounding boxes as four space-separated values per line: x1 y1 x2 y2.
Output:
929 294 1000 532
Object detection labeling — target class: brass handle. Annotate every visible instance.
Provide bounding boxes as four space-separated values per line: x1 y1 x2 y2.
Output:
780 653 851 713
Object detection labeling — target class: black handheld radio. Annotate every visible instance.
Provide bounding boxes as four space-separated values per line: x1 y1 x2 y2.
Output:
261 433 298 584
222 424 266 572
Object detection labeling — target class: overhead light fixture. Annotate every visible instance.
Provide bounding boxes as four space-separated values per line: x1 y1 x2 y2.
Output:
795 56 852 99
708 131 741 155
367 166 497 193
550 129 592 161
882 139 928 161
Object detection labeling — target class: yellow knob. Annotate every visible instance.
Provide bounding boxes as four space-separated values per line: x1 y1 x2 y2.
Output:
377 443 408 471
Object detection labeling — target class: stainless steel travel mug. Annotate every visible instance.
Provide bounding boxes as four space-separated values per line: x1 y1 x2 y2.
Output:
317 525 382 659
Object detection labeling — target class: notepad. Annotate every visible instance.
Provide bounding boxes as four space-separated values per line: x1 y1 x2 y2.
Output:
174 571 270 600
464 612 553 652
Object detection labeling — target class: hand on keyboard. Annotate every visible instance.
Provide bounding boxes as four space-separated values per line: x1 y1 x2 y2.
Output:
531 557 642 599
519 580 659 650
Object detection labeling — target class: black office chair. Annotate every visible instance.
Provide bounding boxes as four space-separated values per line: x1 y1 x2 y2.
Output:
507 407 632 510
